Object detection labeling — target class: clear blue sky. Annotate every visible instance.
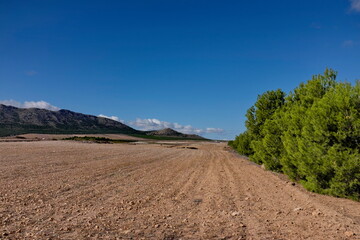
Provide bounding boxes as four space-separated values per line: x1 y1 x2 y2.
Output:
1 0 360 139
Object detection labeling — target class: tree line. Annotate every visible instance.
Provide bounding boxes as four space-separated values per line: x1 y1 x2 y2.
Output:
229 69 359 200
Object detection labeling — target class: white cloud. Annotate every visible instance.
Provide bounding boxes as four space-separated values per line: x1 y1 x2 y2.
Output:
128 118 224 135
350 0 360 12
97 116 223 135
0 100 22 108
205 127 225 133
0 100 60 111
98 114 125 123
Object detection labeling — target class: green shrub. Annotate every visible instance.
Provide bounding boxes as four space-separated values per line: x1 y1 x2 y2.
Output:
231 69 360 200
235 131 254 156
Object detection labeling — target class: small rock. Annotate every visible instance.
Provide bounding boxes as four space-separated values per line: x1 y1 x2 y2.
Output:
231 211 240 217
344 231 355 237
293 207 303 212
154 224 160 228
312 209 322 216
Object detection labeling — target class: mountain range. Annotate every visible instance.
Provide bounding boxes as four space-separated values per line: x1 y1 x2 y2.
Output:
0 104 204 139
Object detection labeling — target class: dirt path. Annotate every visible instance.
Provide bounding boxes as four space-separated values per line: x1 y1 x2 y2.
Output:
0 141 359 239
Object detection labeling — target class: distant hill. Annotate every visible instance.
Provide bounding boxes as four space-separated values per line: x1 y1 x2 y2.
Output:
0 104 205 140
0 104 138 136
146 128 205 139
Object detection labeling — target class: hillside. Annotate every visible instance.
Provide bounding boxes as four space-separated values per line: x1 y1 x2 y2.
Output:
146 128 205 139
0 104 138 136
0 104 205 140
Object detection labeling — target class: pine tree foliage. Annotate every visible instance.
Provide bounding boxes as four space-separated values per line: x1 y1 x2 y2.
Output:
229 69 360 200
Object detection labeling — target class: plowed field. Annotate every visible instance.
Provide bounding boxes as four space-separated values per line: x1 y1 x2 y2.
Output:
0 141 359 239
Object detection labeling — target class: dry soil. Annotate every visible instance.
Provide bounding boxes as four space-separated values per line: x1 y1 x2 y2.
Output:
0 141 359 239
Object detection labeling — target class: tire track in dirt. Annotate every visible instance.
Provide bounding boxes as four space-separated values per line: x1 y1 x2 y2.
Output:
105 148 209 239
177 150 227 239
191 149 247 239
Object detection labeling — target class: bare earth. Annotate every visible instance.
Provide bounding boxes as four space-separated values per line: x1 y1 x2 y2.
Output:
0 141 359 239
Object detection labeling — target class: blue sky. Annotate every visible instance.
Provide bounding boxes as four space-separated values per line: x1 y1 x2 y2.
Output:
1 0 360 139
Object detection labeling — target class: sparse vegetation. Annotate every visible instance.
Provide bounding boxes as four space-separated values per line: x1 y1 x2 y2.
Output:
129 134 209 141
63 136 137 144
230 69 360 200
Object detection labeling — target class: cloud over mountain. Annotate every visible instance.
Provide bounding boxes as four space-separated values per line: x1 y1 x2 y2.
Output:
98 114 125 123
97 115 225 136
0 100 60 111
0 99 224 136
128 118 224 135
